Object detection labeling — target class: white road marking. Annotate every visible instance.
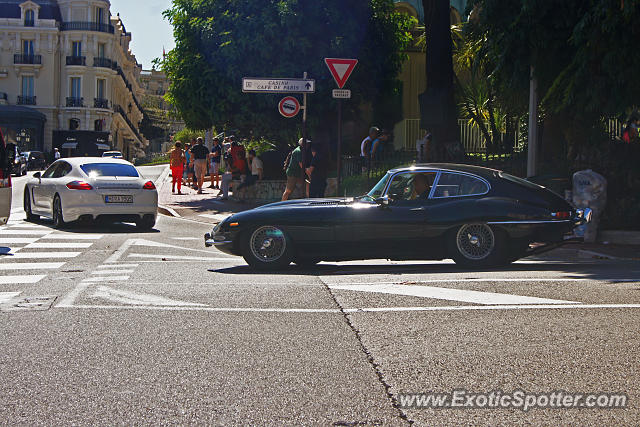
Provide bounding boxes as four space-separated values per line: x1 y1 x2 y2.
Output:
58 303 640 313
170 237 202 241
0 292 20 304
328 283 580 305
127 253 238 261
10 208 24 214
42 234 103 240
96 264 139 269
0 262 65 270
91 270 134 274
105 238 218 264
0 230 53 235
25 242 94 249
57 281 92 307
91 286 207 307
0 275 46 284
0 237 39 244
81 276 130 283
326 278 588 285
5 251 81 259
8 223 49 229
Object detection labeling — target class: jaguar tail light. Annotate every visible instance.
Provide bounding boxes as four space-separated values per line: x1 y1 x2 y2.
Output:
143 181 156 190
551 211 571 220
66 181 93 190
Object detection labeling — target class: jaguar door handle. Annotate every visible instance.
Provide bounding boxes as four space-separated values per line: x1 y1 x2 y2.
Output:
410 207 426 211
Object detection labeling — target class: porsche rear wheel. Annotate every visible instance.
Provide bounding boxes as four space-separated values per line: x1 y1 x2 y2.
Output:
52 195 66 229
449 223 506 267
242 225 293 270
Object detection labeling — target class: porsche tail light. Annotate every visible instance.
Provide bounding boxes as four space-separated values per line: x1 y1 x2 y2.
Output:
66 181 93 190
551 211 571 220
143 181 156 190
0 169 10 188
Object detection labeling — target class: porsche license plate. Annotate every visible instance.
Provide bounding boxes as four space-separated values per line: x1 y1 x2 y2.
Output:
105 195 133 204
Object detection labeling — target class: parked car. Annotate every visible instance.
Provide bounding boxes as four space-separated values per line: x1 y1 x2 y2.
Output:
23 150 47 171
23 157 157 230
6 143 26 176
0 130 12 225
205 164 592 270
102 151 124 159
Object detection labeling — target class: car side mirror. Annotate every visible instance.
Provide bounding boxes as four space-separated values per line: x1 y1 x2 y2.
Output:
374 195 391 207
33 172 41 179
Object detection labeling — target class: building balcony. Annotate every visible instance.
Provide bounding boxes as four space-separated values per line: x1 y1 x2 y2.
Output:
66 97 84 107
60 22 115 34
14 54 42 65
24 19 35 27
94 98 109 109
93 57 114 69
66 56 86 66
18 96 36 105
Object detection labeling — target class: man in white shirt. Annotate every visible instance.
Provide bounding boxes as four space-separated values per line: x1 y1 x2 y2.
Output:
237 149 263 190
360 126 378 172
54 148 61 160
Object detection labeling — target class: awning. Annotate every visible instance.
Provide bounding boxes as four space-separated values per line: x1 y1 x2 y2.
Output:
61 142 78 149
95 143 111 150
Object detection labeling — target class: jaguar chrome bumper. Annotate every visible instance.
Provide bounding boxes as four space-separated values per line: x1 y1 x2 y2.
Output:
204 232 233 248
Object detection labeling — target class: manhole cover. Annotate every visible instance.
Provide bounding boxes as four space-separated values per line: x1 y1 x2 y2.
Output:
1 296 57 312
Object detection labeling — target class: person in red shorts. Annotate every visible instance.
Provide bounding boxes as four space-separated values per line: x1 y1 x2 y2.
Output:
169 142 186 194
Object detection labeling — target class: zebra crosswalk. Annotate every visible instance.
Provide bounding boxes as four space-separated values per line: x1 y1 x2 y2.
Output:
0 210 102 288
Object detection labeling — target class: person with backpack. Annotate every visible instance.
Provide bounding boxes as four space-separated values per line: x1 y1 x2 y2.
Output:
282 138 306 201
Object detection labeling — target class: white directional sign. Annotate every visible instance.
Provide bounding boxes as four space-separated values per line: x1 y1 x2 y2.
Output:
332 89 351 99
242 78 315 93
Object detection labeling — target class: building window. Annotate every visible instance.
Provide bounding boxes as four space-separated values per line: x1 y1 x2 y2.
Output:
97 79 106 99
98 43 106 59
69 118 80 130
22 76 34 97
24 9 35 27
95 119 104 132
96 7 105 25
70 77 81 98
72 41 82 57
23 40 34 56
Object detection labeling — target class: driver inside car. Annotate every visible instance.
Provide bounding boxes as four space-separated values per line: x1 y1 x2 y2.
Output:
411 173 431 199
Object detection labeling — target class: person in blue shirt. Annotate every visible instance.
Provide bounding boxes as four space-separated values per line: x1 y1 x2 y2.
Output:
370 130 389 161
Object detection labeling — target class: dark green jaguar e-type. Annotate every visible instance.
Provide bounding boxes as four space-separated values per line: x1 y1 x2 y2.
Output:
205 164 591 270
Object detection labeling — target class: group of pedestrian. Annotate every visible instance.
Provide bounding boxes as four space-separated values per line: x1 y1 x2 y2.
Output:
281 138 328 201
360 126 390 171
168 136 266 198
169 136 220 195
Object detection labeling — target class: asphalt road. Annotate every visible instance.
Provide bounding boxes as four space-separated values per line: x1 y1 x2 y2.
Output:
1 166 639 425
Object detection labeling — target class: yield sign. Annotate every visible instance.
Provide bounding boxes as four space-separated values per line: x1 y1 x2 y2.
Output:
324 58 358 89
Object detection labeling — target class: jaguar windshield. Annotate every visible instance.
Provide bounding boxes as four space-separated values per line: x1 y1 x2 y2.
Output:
364 172 391 200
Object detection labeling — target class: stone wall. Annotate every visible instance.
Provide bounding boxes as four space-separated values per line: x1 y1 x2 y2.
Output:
231 178 338 203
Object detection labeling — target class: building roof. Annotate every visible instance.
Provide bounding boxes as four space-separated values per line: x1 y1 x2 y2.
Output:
0 0 62 21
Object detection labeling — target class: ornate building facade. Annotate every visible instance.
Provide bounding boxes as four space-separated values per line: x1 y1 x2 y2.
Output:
0 0 147 160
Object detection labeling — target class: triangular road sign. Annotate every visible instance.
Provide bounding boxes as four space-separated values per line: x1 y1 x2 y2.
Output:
325 58 358 89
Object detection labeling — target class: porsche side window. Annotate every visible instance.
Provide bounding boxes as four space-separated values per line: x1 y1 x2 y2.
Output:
42 162 60 179
433 173 489 198
52 162 72 178
388 172 437 201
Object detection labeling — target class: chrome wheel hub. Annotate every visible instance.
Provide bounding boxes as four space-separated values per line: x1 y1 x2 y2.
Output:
456 224 495 261
250 226 286 263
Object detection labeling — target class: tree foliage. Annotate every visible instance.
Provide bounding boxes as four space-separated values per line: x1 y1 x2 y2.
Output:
468 0 640 120
162 0 415 147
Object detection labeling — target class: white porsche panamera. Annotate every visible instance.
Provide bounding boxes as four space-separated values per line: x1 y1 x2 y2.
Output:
23 157 158 230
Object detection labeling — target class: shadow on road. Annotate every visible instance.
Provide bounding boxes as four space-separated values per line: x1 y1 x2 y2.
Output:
210 258 639 283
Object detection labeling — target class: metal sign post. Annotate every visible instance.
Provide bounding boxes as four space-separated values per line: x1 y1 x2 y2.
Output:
325 59 358 186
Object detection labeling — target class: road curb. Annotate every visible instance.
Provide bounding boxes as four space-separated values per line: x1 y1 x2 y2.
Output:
158 204 180 218
154 165 171 191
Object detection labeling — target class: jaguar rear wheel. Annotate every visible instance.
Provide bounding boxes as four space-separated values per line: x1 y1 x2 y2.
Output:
449 223 506 267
